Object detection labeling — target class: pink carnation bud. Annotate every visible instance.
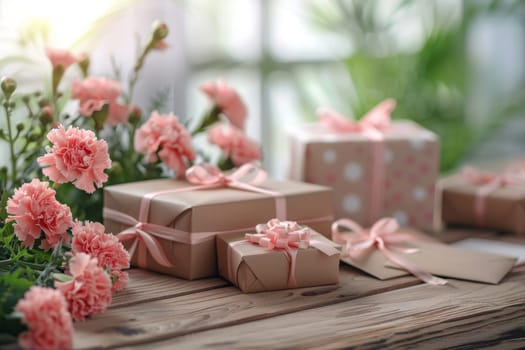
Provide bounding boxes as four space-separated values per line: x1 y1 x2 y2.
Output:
200 80 247 129
71 77 129 126
153 40 169 51
46 47 81 70
207 124 261 167
134 111 195 178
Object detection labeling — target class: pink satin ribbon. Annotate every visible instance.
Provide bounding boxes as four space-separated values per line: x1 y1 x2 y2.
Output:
461 164 525 226
228 219 340 288
317 99 395 225
109 163 289 269
331 217 447 285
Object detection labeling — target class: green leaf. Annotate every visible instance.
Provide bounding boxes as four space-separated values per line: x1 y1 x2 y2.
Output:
52 273 72 283
91 103 110 131
0 312 27 341
0 272 33 318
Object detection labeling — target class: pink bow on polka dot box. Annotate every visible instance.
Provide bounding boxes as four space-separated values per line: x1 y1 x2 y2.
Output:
288 99 439 230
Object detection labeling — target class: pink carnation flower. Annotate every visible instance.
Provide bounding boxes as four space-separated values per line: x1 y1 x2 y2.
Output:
38 125 111 193
56 253 112 321
45 47 81 70
134 111 196 178
71 77 129 126
200 80 247 129
6 179 72 250
15 286 73 350
111 270 129 292
72 221 130 292
207 124 261 166
153 39 169 50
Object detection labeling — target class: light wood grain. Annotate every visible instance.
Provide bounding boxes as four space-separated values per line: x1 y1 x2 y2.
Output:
110 269 228 308
73 232 525 349
141 266 525 350
73 265 420 349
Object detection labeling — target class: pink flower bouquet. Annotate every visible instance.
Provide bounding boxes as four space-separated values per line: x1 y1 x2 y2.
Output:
0 18 262 350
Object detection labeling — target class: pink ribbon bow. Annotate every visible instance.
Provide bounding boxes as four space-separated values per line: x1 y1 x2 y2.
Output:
461 164 525 226
111 162 287 269
316 98 395 134
316 99 396 226
332 217 447 285
233 219 339 288
113 213 175 268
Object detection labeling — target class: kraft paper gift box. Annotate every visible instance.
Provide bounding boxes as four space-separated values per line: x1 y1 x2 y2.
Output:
216 220 340 293
288 100 439 229
103 169 334 280
333 218 517 284
440 165 525 234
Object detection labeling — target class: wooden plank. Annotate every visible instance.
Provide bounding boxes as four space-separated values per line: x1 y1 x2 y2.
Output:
145 266 525 350
73 265 421 349
110 269 229 308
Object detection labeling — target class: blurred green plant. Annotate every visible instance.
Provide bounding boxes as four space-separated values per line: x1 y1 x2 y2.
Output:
306 0 525 171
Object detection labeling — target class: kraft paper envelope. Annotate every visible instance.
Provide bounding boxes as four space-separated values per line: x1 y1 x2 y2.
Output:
384 242 517 284
340 230 517 284
339 229 438 280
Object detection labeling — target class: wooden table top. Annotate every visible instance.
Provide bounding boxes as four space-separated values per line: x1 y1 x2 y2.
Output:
74 229 525 349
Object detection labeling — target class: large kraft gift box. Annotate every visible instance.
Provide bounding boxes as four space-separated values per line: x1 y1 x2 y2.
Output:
288 120 439 229
103 179 334 279
440 166 525 234
217 230 340 293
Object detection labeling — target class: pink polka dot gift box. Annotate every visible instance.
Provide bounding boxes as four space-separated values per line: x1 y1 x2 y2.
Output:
288 99 439 230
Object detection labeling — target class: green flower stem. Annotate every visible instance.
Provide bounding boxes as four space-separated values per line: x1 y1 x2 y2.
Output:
18 261 45 270
51 65 65 122
126 41 155 104
35 241 63 286
22 98 34 118
0 259 13 269
3 97 18 186
192 105 221 136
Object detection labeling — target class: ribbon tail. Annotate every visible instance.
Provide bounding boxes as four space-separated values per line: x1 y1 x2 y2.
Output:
380 246 447 286
128 238 140 265
286 248 298 289
135 229 174 268
116 231 146 269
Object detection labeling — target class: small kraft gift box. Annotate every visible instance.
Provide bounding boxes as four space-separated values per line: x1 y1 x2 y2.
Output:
216 219 340 292
103 163 334 279
288 99 439 229
439 162 525 234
